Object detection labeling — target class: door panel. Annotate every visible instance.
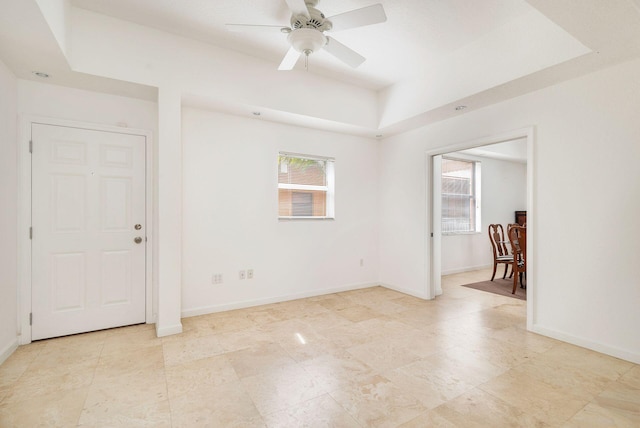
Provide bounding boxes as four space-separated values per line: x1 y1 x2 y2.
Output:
51 252 86 311
31 123 146 340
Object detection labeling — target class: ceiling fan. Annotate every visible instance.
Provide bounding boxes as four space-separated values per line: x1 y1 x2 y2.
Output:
226 0 387 70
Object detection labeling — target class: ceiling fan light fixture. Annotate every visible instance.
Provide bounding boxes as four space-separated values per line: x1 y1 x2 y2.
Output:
287 28 327 55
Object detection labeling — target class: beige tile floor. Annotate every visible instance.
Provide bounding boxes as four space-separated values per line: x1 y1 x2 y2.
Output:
1 268 639 427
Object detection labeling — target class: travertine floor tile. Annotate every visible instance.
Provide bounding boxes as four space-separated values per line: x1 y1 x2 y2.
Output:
263 394 360 428
619 365 640 389
432 387 550 427
301 351 378 392
300 310 353 330
206 311 258 333
329 374 426 427
217 326 274 352
94 343 164 378
240 363 326 417
1 267 638 427
0 341 45 382
165 354 239 399
478 368 592 425
382 358 478 410
30 340 103 370
0 386 88 427
399 408 461 428
169 380 265 427
563 402 640 428
332 304 381 322
311 293 355 311
162 333 225 366
536 342 634 381
82 369 168 421
101 324 162 356
226 342 298 378
347 337 422 372
512 356 613 400
487 324 560 353
2 360 96 404
78 398 172 427
593 381 640 419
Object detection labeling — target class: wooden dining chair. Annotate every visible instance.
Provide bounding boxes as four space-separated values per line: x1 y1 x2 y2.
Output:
505 223 520 278
488 224 512 281
508 225 527 294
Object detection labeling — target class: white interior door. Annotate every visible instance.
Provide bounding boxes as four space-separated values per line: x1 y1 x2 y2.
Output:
31 123 146 340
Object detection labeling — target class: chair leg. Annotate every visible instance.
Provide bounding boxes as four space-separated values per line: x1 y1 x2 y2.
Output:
512 266 518 294
491 262 497 281
502 263 509 279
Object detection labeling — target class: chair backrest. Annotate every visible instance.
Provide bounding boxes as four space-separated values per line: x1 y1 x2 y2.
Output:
508 225 527 266
488 224 508 258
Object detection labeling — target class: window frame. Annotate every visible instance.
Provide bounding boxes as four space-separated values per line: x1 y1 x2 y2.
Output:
277 152 335 220
441 156 482 234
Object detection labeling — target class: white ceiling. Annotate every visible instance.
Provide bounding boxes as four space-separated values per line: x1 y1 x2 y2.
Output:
70 0 534 90
1 0 639 136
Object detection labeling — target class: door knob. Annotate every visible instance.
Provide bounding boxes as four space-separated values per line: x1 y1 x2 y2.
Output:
134 224 142 230
134 237 143 244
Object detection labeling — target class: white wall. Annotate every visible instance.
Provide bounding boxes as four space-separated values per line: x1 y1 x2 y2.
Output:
379 58 640 363
442 155 527 274
17 80 157 130
0 59 18 363
181 108 379 315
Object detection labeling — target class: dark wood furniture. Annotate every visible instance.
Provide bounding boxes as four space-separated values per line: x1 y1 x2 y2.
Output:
488 224 513 281
515 210 527 226
508 225 527 294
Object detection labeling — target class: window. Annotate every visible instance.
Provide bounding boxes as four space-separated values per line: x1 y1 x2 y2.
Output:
278 153 335 219
441 157 481 233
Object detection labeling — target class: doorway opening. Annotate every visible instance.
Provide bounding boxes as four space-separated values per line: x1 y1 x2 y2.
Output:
426 127 534 329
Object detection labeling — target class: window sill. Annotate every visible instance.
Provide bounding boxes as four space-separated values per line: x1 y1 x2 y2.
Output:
279 216 335 221
442 231 482 236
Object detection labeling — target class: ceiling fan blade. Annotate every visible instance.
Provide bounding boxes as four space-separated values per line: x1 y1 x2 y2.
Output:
324 37 366 68
284 0 310 18
278 47 301 70
226 24 287 33
328 4 387 32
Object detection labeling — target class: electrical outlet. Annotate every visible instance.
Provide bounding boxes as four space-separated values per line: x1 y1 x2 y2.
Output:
239 270 246 280
360 258 364 267
212 274 223 284
247 269 254 279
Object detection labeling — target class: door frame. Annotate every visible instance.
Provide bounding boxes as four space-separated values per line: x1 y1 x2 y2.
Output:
425 126 535 330
17 116 154 344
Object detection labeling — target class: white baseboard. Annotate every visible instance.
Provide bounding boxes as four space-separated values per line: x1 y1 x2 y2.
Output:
181 282 379 318
0 339 19 365
379 282 431 300
442 264 492 276
531 324 640 364
155 323 183 337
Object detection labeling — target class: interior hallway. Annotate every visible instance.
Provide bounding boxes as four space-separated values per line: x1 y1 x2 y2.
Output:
1 269 638 426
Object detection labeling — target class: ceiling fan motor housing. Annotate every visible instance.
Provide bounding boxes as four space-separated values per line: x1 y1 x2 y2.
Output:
290 5 333 32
